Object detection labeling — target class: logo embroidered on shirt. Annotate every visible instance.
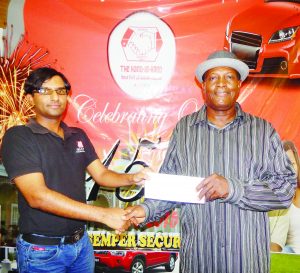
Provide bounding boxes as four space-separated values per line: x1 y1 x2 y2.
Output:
76 141 85 153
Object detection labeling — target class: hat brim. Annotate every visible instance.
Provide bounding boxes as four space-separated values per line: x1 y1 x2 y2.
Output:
195 58 249 83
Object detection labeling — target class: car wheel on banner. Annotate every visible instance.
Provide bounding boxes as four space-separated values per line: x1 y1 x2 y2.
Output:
130 258 145 273
108 11 176 100
165 254 176 272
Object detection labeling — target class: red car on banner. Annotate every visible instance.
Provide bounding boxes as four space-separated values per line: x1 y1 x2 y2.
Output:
224 0 300 78
94 250 178 273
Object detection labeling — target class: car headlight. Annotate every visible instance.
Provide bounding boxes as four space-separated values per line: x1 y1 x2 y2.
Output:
110 250 126 256
269 26 298 43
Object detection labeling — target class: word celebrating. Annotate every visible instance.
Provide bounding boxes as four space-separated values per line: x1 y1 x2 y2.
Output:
74 95 167 134
89 231 180 250
74 94 203 136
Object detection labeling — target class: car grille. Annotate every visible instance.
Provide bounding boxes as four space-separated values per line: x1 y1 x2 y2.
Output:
230 31 262 69
231 31 262 47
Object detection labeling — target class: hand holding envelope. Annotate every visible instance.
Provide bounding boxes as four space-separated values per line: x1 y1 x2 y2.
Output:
144 173 205 204
144 172 229 203
124 173 230 229
196 173 229 201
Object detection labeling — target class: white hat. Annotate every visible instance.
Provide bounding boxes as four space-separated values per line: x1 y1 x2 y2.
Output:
195 50 249 83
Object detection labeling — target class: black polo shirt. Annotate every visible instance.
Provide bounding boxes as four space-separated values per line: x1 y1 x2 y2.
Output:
1 119 98 236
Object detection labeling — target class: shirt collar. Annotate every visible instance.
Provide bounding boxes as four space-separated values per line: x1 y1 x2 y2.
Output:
26 118 77 138
189 102 247 126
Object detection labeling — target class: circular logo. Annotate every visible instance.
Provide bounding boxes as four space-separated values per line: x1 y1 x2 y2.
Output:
108 11 176 100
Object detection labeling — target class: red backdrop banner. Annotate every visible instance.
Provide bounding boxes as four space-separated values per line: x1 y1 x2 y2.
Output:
22 0 300 251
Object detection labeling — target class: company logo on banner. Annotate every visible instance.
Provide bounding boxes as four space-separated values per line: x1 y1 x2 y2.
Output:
108 11 176 100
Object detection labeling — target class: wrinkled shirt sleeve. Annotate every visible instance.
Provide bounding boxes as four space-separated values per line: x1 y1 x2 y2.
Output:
223 128 296 211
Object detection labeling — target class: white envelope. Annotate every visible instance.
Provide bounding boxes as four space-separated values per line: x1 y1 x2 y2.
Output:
144 172 205 204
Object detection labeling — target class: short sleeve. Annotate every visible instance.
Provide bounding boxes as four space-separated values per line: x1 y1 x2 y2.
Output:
1 126 43 181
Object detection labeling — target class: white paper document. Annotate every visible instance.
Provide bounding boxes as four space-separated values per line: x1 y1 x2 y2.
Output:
144 173 205 204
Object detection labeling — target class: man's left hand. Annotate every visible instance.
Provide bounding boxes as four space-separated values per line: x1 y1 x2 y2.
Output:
196 173 229 201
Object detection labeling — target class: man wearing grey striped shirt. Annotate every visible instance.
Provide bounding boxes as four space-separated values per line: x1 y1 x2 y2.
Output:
125 50 296 273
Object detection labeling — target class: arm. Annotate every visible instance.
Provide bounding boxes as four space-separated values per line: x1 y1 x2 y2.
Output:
86 159 148 188
140 200 177 225
196 125 296 211
223 129 296 211
14 172 129 231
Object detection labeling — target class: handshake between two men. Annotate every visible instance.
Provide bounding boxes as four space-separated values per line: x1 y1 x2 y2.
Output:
103 172 230 234
103 205 146 234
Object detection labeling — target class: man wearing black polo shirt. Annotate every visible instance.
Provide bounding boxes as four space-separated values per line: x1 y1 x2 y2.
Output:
1 67 147 273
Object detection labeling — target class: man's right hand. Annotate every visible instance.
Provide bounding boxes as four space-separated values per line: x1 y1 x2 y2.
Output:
101 207 131 233
123 205 146 226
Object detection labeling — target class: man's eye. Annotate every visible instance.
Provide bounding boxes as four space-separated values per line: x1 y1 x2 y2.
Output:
56 88 67 94
226 74 235 80
40 88 51 94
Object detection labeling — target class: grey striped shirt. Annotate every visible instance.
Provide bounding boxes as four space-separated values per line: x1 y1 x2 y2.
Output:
142 103 296 273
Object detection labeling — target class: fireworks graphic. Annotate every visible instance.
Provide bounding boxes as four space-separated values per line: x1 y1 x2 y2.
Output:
0 29 49 145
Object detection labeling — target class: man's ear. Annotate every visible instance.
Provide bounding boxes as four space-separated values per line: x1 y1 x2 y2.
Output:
201 82 206 93
200 82 206 101
26 94 34 106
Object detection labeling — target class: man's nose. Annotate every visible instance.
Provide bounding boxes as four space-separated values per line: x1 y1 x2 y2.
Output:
216 76 226 86
50 90 59 100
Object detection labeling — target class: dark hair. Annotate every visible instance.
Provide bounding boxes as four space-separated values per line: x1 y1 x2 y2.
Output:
24 67 71 94
283 140 300 183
